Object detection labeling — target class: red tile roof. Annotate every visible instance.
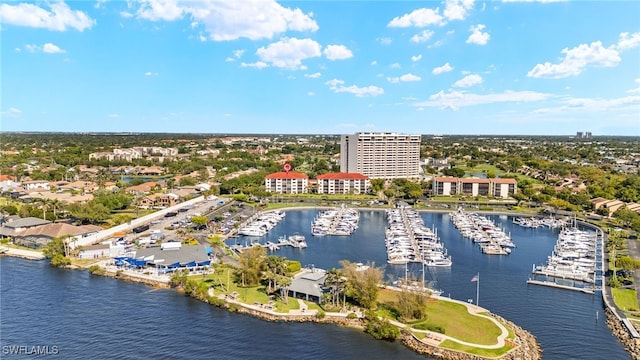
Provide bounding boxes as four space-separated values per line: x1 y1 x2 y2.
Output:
265 172 309 180
491 178 517 184
316 172 369 180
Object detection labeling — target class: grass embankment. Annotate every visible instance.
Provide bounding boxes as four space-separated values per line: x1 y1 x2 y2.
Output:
612 288 639 312
377 289 507 346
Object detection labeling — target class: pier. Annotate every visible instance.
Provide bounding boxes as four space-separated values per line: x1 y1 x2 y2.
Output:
526 279 595 294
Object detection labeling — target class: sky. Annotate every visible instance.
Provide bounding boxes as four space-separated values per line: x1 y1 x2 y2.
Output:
1 0 639 136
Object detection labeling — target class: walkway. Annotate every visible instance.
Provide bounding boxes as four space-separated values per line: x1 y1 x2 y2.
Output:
388 296 510 349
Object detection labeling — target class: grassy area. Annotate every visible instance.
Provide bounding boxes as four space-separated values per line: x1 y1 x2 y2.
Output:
439 339 513 357
377 289 503 345
612 288 639 312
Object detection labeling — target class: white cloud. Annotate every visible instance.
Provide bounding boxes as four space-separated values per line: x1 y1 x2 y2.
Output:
527 41 621 79
323 45 353 60
144 71 159 76
370 60 378 66
432 62 454 75
388 8 444 28
23 43 66 54
14 48 21 53
444 0 475 21
136 0 318 41
466 24 490 45
629 78 640 93
1 107 22 118
377 37 392 45
43 43 65 54
120 11 134 18
390 62 401 69
502 0 568 2
307 92 315 96
0 2 95 31
325 79 384 97
410 30 435 43
453 74 483 87
388 73 422 83
304 72 321 78
614 32 640 51
107 114 120 118
411 54 422 62
240 61 269 69
533 95 640 114
233 49 245 59
415 90 551 110
256 37 321 70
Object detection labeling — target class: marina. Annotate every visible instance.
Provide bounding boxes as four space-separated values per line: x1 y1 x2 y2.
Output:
385 207 451 267
311 205 359 236
450 208 515 255
513 216 568 229
528 226 600 293
237 210 286 237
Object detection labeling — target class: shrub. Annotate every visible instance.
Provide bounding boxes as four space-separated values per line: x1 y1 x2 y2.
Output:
88 265 105 275
316 309 326 319
346 312 358 319
50 254 71 268
365 317 400 341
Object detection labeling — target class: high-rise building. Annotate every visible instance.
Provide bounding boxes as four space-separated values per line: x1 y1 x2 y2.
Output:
340 132 421 179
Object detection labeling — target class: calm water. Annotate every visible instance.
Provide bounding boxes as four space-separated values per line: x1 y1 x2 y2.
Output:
1 210 628 359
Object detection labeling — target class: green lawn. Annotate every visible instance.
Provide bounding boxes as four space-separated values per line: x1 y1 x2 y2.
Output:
612 288 639 312
439 340 513 357
377 289 503 345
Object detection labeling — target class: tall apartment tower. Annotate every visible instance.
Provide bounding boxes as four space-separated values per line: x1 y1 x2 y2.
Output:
340 132 421 179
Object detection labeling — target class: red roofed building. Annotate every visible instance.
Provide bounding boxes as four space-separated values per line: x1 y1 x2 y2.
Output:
265 172 309 194
317 172 370 195
432 177 459 196
490 178 518 198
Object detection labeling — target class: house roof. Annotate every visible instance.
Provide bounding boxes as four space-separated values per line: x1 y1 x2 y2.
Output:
265 172 308 180
433 176 459 182
288 270 326 298
491 178 517 184
16 223 100 239
460 178 490 184
316 172 369 180
3 217 51 229
133 244 209 266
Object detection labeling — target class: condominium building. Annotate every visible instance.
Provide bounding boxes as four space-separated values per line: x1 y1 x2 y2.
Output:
340 132 421 179
432 177 517 198
265 172 309 194
316 172 370 195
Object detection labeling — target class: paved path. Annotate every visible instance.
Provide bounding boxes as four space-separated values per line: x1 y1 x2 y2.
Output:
388 296 509 349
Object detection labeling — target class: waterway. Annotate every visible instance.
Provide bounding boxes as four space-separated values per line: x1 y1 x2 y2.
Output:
1 210 628 359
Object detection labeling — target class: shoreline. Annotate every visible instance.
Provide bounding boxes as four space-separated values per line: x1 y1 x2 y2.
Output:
0 206 627 358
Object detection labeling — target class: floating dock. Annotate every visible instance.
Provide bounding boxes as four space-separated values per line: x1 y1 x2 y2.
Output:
526 279 595 294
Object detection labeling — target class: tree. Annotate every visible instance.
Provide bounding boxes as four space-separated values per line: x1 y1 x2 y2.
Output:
396 288 430 321
42 235 73 267
341 260 383 310
236 245 266 286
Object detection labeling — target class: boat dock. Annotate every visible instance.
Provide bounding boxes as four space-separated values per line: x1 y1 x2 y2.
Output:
450 209 513 256
526 279 595 294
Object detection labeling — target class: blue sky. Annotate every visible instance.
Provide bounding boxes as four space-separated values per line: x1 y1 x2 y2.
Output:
1 0 639 136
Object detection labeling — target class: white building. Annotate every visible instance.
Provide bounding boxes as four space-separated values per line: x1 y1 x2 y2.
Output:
316 172 370 195
265 172 309 194
340 132 421 179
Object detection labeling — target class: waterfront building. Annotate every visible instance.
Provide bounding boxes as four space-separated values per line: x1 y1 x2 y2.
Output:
316 172 370 195
433 177 517 198
460 178 490 197
265 172 309 194
432 176 458 196
340 132 421 179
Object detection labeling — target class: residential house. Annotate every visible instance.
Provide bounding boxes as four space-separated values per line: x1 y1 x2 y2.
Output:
12 222 102 249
